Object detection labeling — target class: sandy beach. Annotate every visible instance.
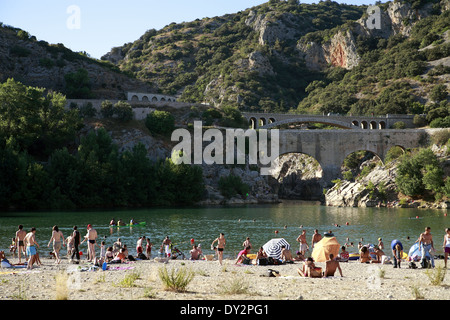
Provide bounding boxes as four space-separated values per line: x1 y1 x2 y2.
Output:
1 254 449 301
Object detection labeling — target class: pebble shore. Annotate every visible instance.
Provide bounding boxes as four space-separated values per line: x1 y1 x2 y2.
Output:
1 255 449 301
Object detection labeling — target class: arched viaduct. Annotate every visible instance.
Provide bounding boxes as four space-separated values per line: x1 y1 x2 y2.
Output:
242 112 415 130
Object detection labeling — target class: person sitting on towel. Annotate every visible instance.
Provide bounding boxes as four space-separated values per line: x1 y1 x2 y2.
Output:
280 245 294 264
323 254 343 278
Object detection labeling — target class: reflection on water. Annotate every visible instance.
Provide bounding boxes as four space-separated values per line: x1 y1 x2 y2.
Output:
0 201 448 258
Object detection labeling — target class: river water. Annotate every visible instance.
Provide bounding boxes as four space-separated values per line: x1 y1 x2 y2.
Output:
0 201 448 259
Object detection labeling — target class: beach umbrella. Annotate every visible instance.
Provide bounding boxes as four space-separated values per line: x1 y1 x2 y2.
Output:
262 238 290 259
311 237 341 262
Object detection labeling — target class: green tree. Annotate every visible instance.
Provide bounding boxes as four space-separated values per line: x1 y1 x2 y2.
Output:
145 110 175 135
430 84 448 103
64 68 93 99
100 100 114 118
113 101 133 122
0 79 82 158
396 148 443 197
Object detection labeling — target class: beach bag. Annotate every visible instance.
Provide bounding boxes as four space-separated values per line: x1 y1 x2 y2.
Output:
258 258 268 265
408 262 417 269
242 256 251 265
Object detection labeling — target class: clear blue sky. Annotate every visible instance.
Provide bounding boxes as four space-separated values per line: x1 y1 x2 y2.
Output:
1 1 384 59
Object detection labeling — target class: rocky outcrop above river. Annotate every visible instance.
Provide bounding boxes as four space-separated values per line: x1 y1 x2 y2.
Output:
199 165 279 206
325 144 450 209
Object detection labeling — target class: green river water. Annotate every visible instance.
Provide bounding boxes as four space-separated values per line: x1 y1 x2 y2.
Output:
0 201 448 259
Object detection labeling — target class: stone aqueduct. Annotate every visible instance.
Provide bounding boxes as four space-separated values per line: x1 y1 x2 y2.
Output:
127 92 177 103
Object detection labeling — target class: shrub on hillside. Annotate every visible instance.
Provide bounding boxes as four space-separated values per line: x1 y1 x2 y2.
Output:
145 110 175 135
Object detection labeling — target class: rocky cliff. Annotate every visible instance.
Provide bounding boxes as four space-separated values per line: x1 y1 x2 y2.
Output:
297 0 440 71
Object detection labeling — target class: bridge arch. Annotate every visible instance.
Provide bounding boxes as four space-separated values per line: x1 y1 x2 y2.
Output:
131 95 139 101
260 118 267 127
271 152 324 200
360 121 368 129
341 149 384 174
249 117 257 129
370 121 377 130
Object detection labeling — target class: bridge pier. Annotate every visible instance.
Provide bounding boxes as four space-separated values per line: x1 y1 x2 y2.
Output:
320 165 342 188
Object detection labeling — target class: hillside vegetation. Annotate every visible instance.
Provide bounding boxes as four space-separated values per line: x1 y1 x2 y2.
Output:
101 0 449 121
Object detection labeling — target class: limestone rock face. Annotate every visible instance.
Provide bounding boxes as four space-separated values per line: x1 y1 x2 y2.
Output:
245 10 306 46
200 164 279 205
298 30 361 70
297 1 436 71
354 1 435 39
248 51 276 76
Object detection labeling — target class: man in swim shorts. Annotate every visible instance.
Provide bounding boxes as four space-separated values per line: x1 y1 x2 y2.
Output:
296 230 309 256
212 233 226 265
81 224 98 262
24 227 39 270
15 225 27 264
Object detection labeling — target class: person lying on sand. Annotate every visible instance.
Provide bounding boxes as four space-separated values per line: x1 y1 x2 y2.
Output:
0 251 26 268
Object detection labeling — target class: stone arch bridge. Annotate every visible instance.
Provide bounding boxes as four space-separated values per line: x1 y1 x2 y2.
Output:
272 128 437 186
242 112 415 130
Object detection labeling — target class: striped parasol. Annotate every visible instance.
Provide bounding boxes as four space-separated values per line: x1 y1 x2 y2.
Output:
262 238 290 259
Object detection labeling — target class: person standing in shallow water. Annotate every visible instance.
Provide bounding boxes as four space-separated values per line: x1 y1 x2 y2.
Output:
212 233 226 265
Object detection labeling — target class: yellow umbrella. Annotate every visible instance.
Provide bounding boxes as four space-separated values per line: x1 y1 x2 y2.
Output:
311 237 341 262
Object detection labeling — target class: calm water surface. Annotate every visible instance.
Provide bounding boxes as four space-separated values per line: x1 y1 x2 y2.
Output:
0 201 448 258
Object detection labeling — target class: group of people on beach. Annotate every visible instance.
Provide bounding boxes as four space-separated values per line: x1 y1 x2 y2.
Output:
227 225 450 278
8 224 98 269
5 221 450 277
